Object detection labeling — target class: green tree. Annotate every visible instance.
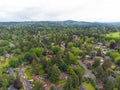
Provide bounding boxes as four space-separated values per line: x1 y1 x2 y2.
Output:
0 75 9 90
49 64 61 83
13 77 22 89
33 81 43 90
92 58 100 68
9 57 19 67
65 52 77 64
50 86 56 90
97 49 102 56
75 69 83 85
51 45 61 54
67 42 74 48
63 77 74 90
71 73 79 88
102 59 112 70
116 75 120 89
104 79 114 90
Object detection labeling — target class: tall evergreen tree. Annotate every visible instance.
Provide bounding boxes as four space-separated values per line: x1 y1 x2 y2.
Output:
71 73 79 88
49 64 61 83
63 77 74 90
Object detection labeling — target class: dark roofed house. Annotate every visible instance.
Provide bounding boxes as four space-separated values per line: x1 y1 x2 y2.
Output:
8 67 14 75
8 85 17 90
107 76 116 82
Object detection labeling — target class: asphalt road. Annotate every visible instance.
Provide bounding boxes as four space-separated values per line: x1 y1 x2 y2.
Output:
19 68 32 90
78 60 95 80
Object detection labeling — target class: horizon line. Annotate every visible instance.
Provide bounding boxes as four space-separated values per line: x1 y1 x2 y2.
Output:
0 20 120 23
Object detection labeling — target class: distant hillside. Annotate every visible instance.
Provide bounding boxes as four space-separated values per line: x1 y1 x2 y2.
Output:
0 20 120 27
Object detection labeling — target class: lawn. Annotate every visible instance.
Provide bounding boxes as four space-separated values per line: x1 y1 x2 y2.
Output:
56 79 66 85
83 82 95 90
0 58 9 69
106 32 120 38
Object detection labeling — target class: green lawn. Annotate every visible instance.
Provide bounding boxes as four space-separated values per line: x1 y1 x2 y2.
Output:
56 79 66 85
83 82 95 90
0 58 9 70
106 32 120 38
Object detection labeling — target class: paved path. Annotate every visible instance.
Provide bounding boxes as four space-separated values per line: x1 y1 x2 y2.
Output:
56 84 64 90
19 68 32 90
80 86 88 90
78 60 96 80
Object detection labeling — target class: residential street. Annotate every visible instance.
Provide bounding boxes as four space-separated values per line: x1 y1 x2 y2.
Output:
78 60 96 80
18 68 32 90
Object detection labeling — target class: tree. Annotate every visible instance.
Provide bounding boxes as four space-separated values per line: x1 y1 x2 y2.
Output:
9 57 19 67
31 47 43 57
67 42 75 48
49 64 61 83
24 52 34 63
71 73 79 88
67 66 75 75
33 81 43 90
71 47 84 56
63 77 74 90
65 52 77 64
104 79 114 90
97 48 102 56
116 75 120 89
50 86 56 90
13 78 22 89
51 45 61 54
75 69 83 85
109 40 116 49
94 66 106 81
115 56 120 65
102 59 112 70
58 61 67 71
0 75 9 90
92 58 100 68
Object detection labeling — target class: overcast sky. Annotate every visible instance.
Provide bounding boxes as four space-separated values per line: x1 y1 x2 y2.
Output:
0 0 120 22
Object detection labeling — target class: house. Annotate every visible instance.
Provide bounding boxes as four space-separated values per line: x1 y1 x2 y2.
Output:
73 35 79 41
59 72 68 80
51 43 55 45
101 49 107 55
5 53 13 58
85 55 90 60
98 42 103 46
91 51 97 57
114 71 120 75
107 76 116 82
8 67 14 75
96 80 103 90
94 56 104 65
61 41 65 50
8 85 17 90
9 42 15 48
0 56 5 61
104 56 111 60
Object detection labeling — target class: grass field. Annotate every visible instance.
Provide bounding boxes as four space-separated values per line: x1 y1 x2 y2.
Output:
83 82 95 90
106 32 120 38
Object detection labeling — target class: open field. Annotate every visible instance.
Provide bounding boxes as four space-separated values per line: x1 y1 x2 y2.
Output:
106 32 120 38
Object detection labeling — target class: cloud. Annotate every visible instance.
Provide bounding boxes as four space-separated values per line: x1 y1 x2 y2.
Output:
0 0 120 22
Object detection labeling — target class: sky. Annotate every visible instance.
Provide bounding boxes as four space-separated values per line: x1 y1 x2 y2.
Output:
0 0 120 22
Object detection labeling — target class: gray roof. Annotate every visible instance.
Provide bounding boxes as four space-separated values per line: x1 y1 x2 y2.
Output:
80 86 88 90
8 85 18 90
107 76 116 82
